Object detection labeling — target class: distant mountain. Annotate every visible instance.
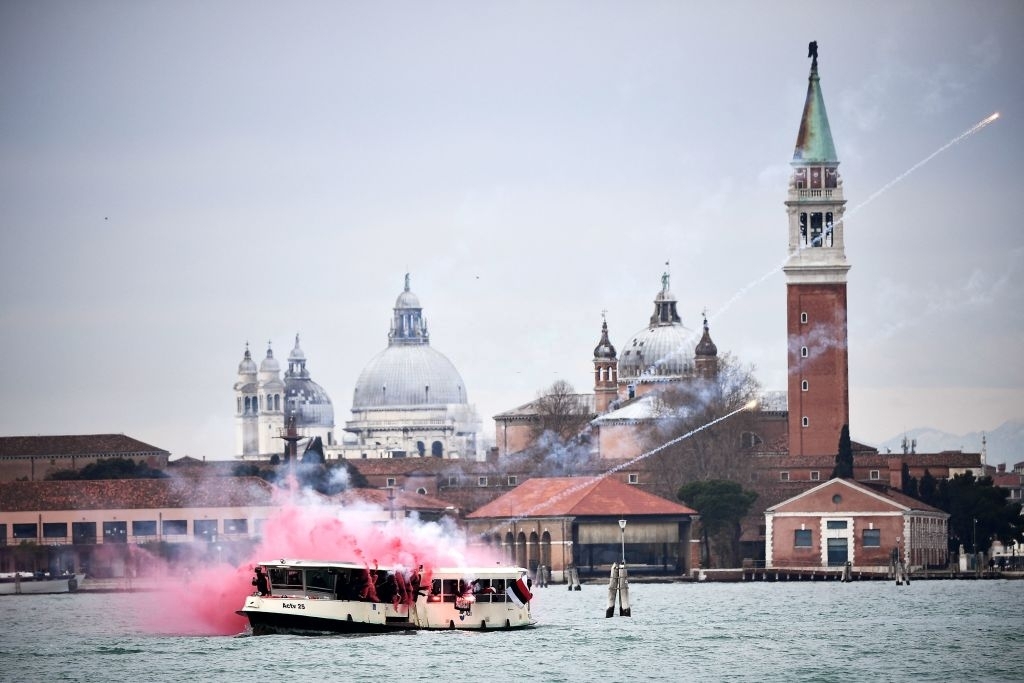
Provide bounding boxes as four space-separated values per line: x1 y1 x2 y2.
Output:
874 419 1024 468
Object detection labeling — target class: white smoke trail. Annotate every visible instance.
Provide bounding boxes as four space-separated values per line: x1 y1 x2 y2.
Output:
484 400 756 532
647 112 1002 369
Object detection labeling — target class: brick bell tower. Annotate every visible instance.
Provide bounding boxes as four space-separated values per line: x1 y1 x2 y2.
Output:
784 41 851 457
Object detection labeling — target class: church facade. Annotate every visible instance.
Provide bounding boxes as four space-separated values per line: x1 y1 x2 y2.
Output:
234 335 336 460
325 275 482 461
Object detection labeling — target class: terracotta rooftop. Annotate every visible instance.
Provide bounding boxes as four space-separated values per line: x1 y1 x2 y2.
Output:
467 476 696 519
0 477 278 512
0 434 168 458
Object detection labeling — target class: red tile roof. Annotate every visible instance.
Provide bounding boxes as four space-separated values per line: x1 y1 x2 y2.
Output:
0 477 278 512
0 434 168 458
467 476 696 519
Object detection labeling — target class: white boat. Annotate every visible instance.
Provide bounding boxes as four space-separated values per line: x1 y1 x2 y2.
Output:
237 559 535 634
0 571 84 595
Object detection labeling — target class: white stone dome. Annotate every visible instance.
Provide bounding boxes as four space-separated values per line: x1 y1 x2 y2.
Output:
352 344 466 408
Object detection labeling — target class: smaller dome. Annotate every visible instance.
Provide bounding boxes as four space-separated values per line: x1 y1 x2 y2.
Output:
237 345 257 375
259 346 280 374
396 289 421 309
288 333 306 362
695 318 718 357
593 319 617 360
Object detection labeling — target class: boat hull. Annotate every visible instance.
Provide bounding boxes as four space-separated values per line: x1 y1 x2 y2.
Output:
238 594 533 634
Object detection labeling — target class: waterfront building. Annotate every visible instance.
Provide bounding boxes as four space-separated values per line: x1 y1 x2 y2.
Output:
0 434 169 483
326 274 481 461
234 335 335 460
0 477 279 576
466 476 697 581
765 477 949 570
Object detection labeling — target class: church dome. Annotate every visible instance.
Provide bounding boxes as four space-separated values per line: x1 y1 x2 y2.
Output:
618 272 695 380
352 274 468 409
352 344 467 408
283 334 333 427
237 345 257 375
259 346 280 374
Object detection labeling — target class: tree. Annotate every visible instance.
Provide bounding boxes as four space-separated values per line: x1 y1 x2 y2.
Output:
900 462 918 497
919 469 938 506
638 354 762 499
935 472 1024 554
831 424 853 479
530 379 595 442
47 458 168 480
678 479 758 568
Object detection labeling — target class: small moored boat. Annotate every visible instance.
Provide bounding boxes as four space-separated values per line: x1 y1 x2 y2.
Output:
0 571 84 595
237 559 535 634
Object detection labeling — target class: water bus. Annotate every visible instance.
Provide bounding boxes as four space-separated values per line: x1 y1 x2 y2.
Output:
237 559 534 634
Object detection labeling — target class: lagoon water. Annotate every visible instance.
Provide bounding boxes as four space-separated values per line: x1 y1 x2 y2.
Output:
3 580 1022 682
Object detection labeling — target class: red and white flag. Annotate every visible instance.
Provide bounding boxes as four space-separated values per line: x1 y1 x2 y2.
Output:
505 576 533 607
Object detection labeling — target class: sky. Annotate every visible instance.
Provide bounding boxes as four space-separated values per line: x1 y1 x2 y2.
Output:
1 1 1021 464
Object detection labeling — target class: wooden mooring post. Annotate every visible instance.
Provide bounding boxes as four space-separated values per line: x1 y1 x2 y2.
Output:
604 563 632 617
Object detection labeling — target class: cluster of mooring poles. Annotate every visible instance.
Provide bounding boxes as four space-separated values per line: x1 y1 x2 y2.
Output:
606 519 631 617
565 566 581 591
890 551 910 585
605 563 631 617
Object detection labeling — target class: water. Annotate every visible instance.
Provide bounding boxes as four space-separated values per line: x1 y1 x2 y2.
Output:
2 581 1022 682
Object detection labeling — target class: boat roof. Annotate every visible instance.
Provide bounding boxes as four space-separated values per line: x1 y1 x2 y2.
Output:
257 559 527 577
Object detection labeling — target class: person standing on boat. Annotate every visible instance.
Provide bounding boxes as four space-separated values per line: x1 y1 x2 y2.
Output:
252 567 270 596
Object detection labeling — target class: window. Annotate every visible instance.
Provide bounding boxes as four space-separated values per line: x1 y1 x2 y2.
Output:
103 521 128 543
416 487 427 495
862 529 881 547
448 475 458 486
194 519 218 540
826 520 848 530
802 416 809 427
162 519 187 536
13 523 38 539
386 477 397 487
43 523 68 539
801 380 809 391
132 520 157 537
224 519 248 534
810 471 820 481
801 346 809 358
431 441 444 457
73 522 97 544
627 473 639 484
741 432 763 449
800 312 808 324
794 529 812 547
869 470 880 480
478 477 488 487
780 471 790 481
507 475 518 486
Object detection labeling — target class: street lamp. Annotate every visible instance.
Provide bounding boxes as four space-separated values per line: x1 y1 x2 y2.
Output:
618 519 627 565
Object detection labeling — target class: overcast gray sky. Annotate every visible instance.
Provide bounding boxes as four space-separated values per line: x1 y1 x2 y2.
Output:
1 1 1021 462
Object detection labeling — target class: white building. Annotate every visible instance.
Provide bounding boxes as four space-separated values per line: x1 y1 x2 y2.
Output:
234 335 335 460
326 274 481 461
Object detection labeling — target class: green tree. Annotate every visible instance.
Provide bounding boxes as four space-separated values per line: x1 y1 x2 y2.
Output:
831 424 853 479
918 469 938 506
900 462 918 497
678 479 758 568
47 458 168 480
936 472 1024 554
640 354 762 500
